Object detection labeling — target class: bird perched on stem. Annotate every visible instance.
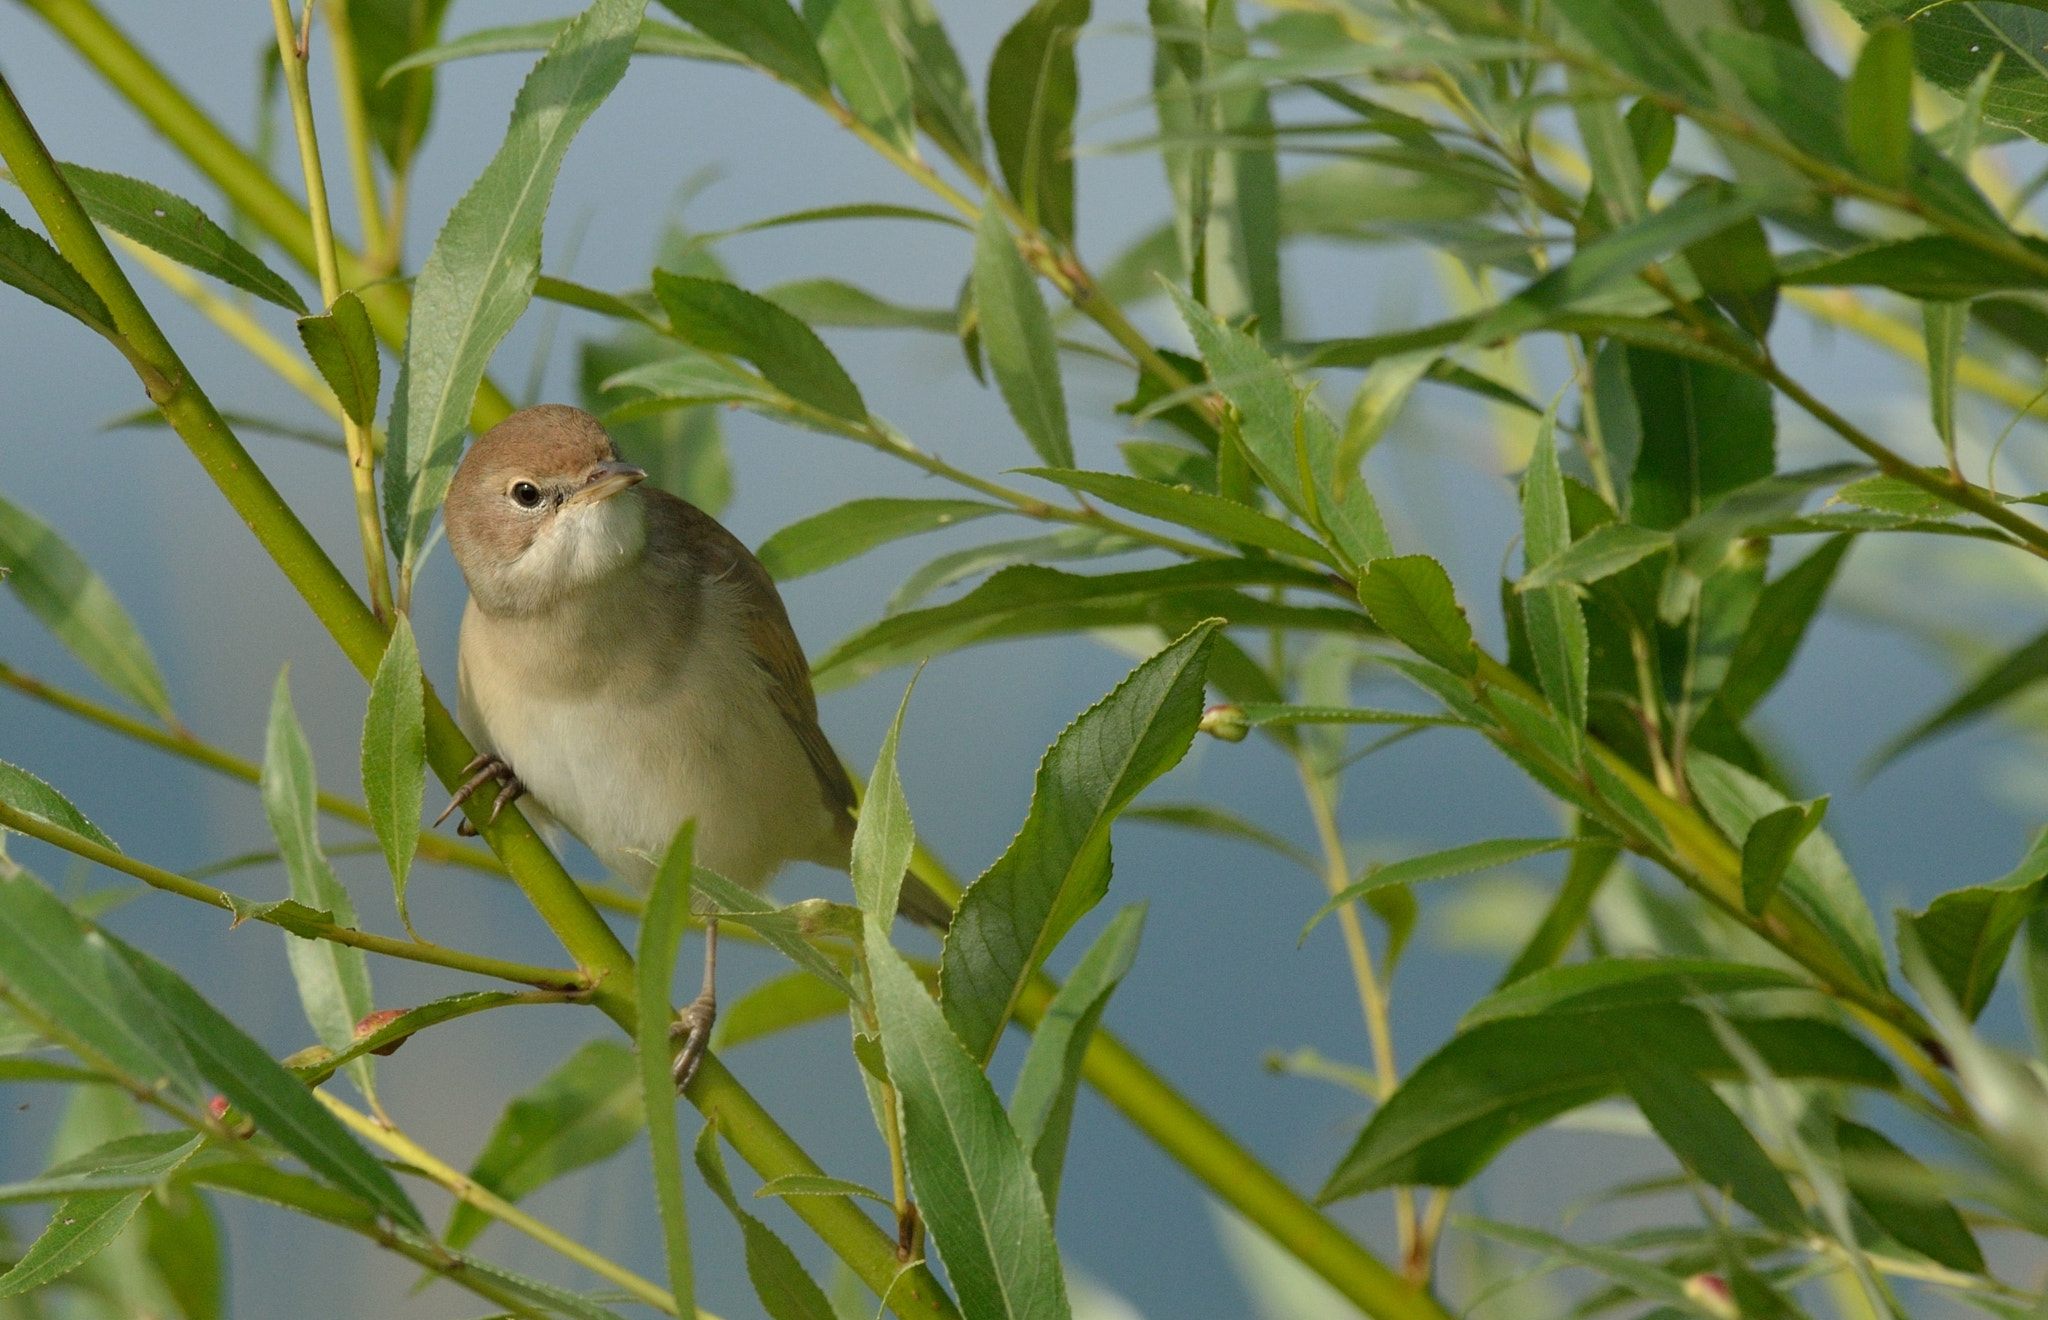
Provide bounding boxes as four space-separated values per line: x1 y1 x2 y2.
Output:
436 404 948 1087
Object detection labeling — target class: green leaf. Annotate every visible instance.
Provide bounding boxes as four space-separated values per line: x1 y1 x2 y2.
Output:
1017 468 1337 565
1521 408 1588 758
1355 555 1476 677
1716 534 1850 719
262 670 378 1101
1740 797 1828 915
1470 185 1764 344
447 1039 643 1249
1009 904 1143 1217
941 621 1219 1064
1573 70 1647 225
1124 803 1314 870
805 0 914 151
853 680 916 928
1168 286 1392 565
986 0 1089 245
1926 299 1966 470
385 0 646 586
1627 346 1776 531
885 0 982 165
712 971 850 1050
0 203 114 336
361 618 426 933
1897 830 2048 1020
638 822 697 1314
1498 829 1620 985
764 277 957 332
1304 838 1577 939
1621 1053 1806 1232
694 1123 837 1320
1465 957 1803 1027
1846 22 1914 186
0 492 176 723
288 990 533 1087
109 936 424 1231
656 0 829 92
1518 522 1671 590
0 1190 148 1298
0 760 117 852
144 1177 225 1320
297 291 381 427
654 272 866 421
0 867 204 1111
601 345 784 414
381 16 738 80
1318 1005 1894 1199
973 206 1072 467
61 164 307 313
813 559 1361 692
1237 704 1469 730
869 933 1071 1320
1687 750 1888 989
1686 199 1778 338
346 0 454 173
1782 236 2048 300
758 498 1004 581
689 869 855 998
1456 1217 1701 1310
1549 0 1714 103
1872 621 2048 770
1835 1117 1985 1272
884 526 1138 614
755 1174 889 1202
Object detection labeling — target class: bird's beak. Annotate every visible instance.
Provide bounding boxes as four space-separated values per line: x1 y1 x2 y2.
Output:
571 461 647 505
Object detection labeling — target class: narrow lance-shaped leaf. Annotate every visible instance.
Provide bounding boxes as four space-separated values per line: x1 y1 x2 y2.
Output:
1572 69 1646 225
1521 408 1589 759
713 970 850 1050
1871 622 2048 772
263 671 378 1102
694 1123 837 1320
381 16 740 81
654 272 866 421
869 931 1071 1320
986 0 1089 246
1009 904 1143 1216
941 620 1220 1064
1846 22 1914 187
1897 828 2048 1021
885 0 981 166
1740 797 1828 915
1356 555 1476 677
804 0 914 152
1550 0 1714 103
361 618 426 934
1305 838 1578 939
108 935 424 1230
1018 468 1338 566
1716 534 1850 720
0 204 115 336
386 0 648 589
637 822 696 1317
1620 1052 1807 1233
973 205 1072 467
854 682 917 927
0 1189 148 1298
60 164 307 313
0 760 117 852
446 1039 643 1249
1684 186 1777 339
1836 1117 1985 1273
757 498 1004 581
656 0 829 92
298 291 381 427
0 493 175 724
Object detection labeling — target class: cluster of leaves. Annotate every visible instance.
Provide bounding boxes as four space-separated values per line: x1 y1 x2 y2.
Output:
11 0 2048 1315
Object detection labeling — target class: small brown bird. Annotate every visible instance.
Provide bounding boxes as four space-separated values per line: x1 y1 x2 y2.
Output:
437 404 943 1085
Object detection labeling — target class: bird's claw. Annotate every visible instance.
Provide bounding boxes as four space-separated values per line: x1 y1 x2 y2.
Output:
434 753 524 833
669 990 716 1093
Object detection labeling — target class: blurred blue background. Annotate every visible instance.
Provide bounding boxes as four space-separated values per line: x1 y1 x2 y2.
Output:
1 2 2045 1316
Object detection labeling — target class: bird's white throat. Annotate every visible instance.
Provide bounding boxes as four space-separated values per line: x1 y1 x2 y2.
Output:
479 492 649 615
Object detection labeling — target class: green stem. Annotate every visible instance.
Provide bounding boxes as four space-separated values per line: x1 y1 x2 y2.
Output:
319 0 392 272
0 70 961 1319
0 801 587 990
17 0 515 430
266 0 393 620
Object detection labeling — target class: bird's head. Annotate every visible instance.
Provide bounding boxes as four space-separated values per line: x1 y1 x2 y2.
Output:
445 404 649 616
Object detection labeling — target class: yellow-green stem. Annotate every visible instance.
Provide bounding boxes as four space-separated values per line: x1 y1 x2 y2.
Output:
319 0 391 271
266 0 392 621
319 1094 700 1317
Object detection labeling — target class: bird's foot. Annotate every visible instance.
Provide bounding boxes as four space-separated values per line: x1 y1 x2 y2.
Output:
433 753 524 835
669 988 716 1093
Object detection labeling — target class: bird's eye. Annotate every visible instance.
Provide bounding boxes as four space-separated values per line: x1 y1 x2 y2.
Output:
511 482 542 509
